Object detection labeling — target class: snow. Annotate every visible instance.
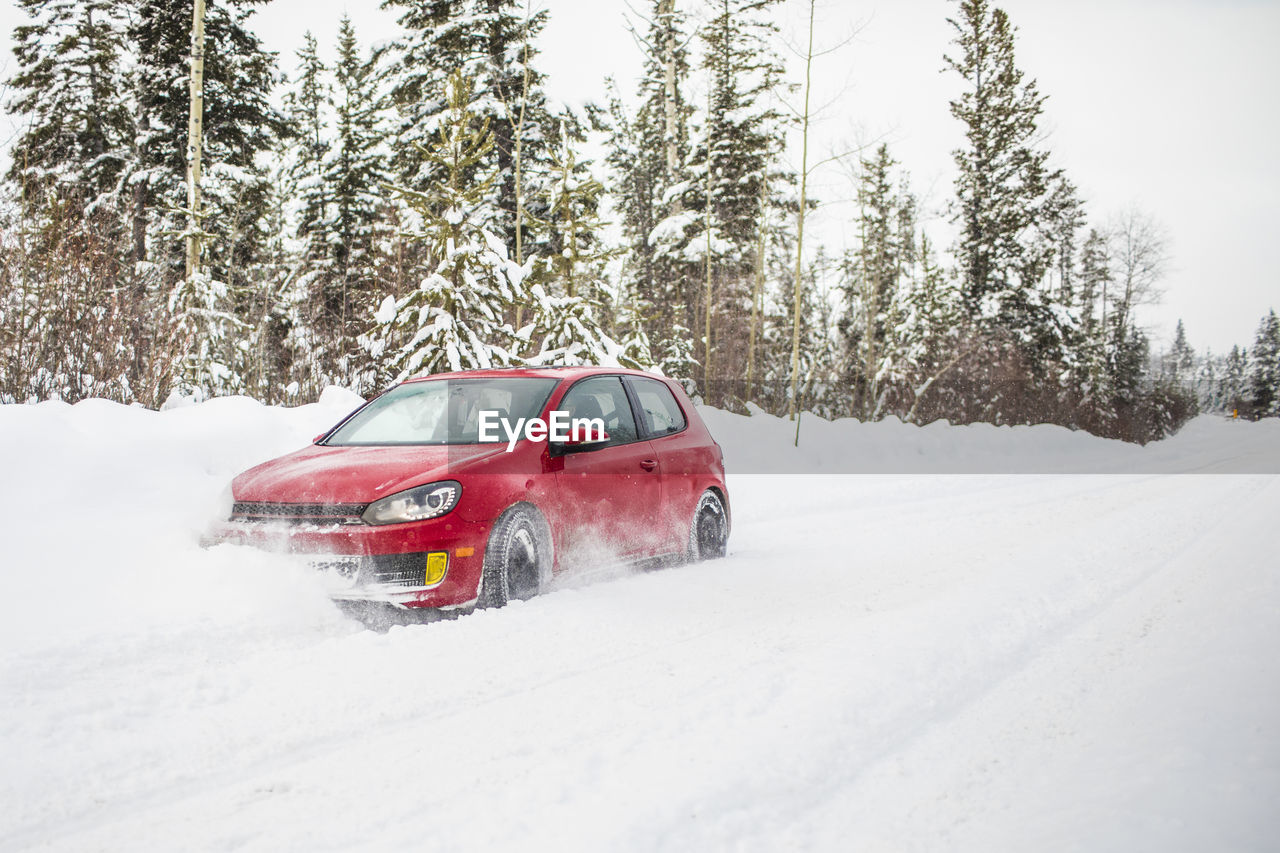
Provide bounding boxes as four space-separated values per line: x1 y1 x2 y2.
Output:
372 294 397 325
647 210 699 247
1 394 1277 851
701 403 1280 474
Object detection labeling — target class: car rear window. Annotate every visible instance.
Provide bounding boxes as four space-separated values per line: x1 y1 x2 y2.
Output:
628 377 687 437
323 377 558 445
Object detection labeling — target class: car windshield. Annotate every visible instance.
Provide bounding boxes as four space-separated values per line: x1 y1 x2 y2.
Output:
323 377 559 446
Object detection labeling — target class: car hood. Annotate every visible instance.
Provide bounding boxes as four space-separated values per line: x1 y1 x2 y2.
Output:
232 443 507 504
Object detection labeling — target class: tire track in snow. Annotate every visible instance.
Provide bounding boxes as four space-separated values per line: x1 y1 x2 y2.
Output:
715 476 1279 851
627 475 1270 849
4 476 1273 852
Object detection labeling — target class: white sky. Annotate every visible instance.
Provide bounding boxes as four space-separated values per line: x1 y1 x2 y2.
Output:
3 0 1277 353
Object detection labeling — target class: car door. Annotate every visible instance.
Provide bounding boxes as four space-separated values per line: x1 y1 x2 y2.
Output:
623 375 699 554
550 375 664 562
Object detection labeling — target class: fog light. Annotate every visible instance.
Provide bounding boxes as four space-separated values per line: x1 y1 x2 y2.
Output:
425 551 449 585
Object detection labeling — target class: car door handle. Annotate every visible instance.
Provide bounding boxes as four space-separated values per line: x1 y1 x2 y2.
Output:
640 459 659 471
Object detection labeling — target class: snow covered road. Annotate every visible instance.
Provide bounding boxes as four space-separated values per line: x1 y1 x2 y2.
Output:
1 396 1278 851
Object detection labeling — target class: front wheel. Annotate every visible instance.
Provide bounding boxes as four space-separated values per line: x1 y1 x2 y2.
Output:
477 505 550 609
688 490 728 561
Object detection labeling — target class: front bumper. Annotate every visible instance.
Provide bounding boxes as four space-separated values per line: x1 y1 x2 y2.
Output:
207 514 489 609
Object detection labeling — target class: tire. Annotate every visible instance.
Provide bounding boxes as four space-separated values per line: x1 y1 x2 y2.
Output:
477 505 551 609
688 490 728 561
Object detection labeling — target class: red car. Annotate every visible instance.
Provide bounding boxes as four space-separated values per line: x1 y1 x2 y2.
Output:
213 367 729 613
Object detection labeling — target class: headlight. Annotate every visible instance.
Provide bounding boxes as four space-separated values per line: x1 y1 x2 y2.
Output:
362 480 461 525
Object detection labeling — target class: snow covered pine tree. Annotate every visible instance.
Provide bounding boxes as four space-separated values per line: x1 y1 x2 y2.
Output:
372 72 524 380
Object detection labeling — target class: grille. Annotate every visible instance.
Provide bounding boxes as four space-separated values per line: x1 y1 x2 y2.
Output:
364 552 431 587
232 501 367 525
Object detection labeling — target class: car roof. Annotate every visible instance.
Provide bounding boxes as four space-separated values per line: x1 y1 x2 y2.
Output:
402 366 669 384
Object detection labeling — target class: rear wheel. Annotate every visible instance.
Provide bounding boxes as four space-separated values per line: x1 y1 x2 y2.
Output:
477 505 550 609
688 490 728 561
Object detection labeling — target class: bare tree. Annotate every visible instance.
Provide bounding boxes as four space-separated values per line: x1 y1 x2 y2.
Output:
746 176 767 399
659 0 681 183
1106 208 1168 350
503 0 536 329
787 0 816 439
185 0 207 279
780 0 860 443
702 86 714 391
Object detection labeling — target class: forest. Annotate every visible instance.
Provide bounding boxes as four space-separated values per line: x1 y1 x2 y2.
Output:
1 0 1277 441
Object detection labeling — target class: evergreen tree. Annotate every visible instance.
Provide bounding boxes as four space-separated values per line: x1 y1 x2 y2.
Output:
251 174 304 400
1047 179 1086 305
542 119 612 307
614 308 657 374
1111 326 1150 405
376 0 468 306
696 0 784 249
602 0 696 367
130 0 286 279
945 0 1071 373
275 31 331 393
1246 309 1280 417
679 0 787 388
784 247 841 417
1221 345 1248 415
129 0 287 397
657 317 700 385
522 120 631 368
283 31 330 277
475 0 556 261
167 269 249 398
325 17 393 360
1195 348 1219 412
1169 319 1195 382
378 0 472 189
751 203 809 413
522 284 634 368
840 145 914 418
1073 228 1110 398
1077 230 1109 345
6 0 133 218
895 235 970 423
381 0 554 258
371 72 523 381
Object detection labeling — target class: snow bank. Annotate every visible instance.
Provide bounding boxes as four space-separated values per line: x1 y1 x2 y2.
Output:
0 388 368 650
701 404 1280 474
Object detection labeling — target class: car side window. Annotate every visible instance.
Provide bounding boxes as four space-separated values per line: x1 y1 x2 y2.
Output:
628 378 687 437
559 376 639 446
